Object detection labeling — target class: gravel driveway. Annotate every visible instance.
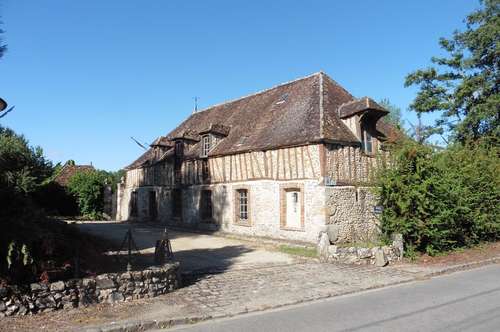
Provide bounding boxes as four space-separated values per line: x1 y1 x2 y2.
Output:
75 221 295 273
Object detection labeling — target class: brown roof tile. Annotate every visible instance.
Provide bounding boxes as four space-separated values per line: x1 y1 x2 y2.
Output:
53 165 95 186
125 72 397 169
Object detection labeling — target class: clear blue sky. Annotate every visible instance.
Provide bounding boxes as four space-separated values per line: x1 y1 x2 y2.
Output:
0 0 478 171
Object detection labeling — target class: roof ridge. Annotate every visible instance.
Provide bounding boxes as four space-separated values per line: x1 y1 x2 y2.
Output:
191 72 322 115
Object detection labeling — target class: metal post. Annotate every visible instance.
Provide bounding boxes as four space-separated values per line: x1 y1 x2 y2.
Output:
127 228 132 272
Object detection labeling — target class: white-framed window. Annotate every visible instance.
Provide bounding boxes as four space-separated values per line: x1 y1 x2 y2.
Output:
201 134 211 157
237 189 248 220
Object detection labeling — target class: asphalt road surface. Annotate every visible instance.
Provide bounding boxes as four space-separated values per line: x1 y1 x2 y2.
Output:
166 264 500 332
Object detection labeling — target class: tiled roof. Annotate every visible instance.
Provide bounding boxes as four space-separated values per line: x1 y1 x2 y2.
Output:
53 165 95 186
125 72 396 169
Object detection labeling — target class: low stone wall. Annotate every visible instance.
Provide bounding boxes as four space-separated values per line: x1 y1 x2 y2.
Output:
317 233 404 266
0 262 180 318
326 244 400 266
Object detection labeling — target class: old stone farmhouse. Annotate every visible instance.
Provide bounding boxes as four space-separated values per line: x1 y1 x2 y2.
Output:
116 72 396 244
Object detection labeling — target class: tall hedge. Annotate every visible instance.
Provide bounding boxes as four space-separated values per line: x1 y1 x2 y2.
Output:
377 140 499 255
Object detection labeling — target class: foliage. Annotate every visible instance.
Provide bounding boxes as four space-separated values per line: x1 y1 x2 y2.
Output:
67 170 107 219
378 98 403 129
0 126 53 195
101 169 125 193
405 0 500 145
376 139 500 255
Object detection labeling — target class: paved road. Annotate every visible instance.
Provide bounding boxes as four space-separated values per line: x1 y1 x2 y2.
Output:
166 264 500 332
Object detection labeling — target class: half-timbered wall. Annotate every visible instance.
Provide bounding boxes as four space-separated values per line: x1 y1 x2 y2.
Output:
118 143 384 243
124 144 323 189
324 144 389 185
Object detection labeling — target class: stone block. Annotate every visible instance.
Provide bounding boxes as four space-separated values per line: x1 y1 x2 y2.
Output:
327 245 338 256
96 278 115 290
30 283 43 292
391 233 404 259
374 249 388 267
107 292 124 303
317 232 330 261
326 224 340 243
50 281 65 292
82 278 96 288
357 247 372 259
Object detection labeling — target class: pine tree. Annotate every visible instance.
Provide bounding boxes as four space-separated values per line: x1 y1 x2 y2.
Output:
405 0 499 145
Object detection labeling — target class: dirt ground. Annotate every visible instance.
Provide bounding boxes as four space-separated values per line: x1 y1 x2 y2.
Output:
410 241 500 266
75 221 296 273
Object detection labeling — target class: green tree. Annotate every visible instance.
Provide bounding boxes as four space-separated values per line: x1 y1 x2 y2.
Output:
405 0 499 145
379 98 403 128
67 170 107 218
377 140 500 255
0 126 53 195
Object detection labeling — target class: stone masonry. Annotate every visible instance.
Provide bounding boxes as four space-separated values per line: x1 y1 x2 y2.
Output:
0 263 180 318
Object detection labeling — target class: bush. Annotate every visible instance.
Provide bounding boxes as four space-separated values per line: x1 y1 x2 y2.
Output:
67 170 107 219
376 140 500 255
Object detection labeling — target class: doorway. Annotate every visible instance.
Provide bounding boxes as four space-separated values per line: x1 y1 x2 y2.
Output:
284 189 302 229
149 191 157 221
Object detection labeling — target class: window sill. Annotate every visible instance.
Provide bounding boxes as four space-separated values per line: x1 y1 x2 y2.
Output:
234 220 252 227
280 227 305 232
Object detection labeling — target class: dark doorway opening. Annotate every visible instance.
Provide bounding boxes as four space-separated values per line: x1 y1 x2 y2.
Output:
130 191 138 217
149 191 158 221
172 189 182 220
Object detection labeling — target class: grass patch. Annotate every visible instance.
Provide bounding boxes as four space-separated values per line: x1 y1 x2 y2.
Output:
278 245 317 258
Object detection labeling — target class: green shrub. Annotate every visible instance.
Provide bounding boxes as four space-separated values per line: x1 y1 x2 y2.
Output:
376 140 499 255
67 170 107 219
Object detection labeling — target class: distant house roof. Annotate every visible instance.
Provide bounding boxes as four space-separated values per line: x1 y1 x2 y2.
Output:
0 98 7 112
125 72 396 170
53 164 95 186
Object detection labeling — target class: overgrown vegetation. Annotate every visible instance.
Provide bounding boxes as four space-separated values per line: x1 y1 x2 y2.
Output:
67 170 107 219
377 0 500 256
0 122 122 281
377 140 499 255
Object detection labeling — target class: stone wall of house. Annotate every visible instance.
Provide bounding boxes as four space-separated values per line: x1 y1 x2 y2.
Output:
0 263 180 318
324 186 380 244
117 185 173 223
219 180 325 243
151 180 326 243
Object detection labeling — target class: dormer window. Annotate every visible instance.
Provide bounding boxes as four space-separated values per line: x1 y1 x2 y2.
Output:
201 134 212 157
175 141 184 157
